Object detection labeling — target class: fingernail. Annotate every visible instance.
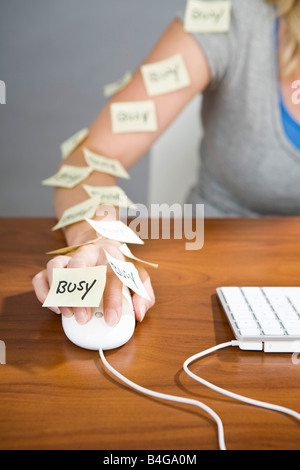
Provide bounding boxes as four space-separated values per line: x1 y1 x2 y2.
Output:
76 309 88 325
61 307 73 318
51 307 61 315
140 305 146 322
105 309 118 326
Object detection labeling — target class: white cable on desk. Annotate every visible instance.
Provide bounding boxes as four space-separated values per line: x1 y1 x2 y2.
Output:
99 348 227 450
99 340 300 450
183 341 300 422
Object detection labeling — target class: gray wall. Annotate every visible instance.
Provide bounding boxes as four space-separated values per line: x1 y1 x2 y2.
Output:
0 0 184 216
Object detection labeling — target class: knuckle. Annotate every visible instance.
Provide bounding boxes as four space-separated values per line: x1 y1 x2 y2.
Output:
46 255 68 270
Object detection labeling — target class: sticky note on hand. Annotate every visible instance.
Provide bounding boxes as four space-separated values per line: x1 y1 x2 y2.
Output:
104 250 150 300
119 244 158 268
43 266 107 308
141 54 191 96
110 101 158 133
184 0 232 33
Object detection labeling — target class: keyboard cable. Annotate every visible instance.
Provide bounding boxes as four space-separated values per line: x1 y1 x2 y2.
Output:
99 340 300 451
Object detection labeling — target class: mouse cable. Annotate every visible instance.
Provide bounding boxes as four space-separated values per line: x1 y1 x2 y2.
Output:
183 341 300 423
99 347 227 450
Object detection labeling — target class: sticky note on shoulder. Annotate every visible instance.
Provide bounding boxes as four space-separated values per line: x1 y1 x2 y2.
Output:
141 54 191 96
60 128 89 159
184 0 232 33
43 266 107 307
110 101 158 133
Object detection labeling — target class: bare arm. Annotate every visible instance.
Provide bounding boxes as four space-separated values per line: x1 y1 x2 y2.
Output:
33 18 211 324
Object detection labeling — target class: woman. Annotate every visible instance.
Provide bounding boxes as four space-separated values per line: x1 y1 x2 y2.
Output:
33 0 300 326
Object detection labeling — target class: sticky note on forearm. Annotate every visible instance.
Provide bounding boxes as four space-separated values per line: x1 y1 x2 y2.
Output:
43 266 107 307
103 71 132 97
104 250 150 300
83 184 136 208
184 0 231 33
86 218 144 245
60 128 89 159
110 101 158 133
83 148 130 179
52 197 100 231
42 165 93 188
141 54 191 96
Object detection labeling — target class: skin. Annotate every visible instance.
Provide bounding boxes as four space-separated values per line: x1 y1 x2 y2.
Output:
32 16 300 326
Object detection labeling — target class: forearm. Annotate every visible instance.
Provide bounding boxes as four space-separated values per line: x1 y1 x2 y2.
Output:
53 18 210 247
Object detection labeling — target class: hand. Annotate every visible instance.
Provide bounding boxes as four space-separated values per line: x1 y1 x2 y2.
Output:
32 239 155 325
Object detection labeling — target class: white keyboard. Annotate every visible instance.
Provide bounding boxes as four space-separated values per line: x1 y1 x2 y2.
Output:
217 287 300 352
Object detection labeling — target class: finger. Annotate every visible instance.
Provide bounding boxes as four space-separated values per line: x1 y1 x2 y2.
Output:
67 244 100 268
46 255 73 318
32 270 60 314
132 267 155 322
103 268 123 326
46 255 72 285
66 245 100 324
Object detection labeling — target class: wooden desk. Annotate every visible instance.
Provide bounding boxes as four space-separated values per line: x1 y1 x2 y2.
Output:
0 217 300 451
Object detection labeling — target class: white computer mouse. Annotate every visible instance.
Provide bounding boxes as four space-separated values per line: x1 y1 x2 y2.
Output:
61 286 135 350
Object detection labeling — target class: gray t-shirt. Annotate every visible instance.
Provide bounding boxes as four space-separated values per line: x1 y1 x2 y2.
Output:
178 0 300 217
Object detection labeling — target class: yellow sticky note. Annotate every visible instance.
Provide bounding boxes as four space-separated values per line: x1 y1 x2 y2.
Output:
83 148 130 179
46 236 102 255
60 128 89 159
110 101 158 133
86 219 144 245
184 0 232 33
42 165 93 189
141 54 191 96
104 250 150 301
52 197 100 231
119 244 158 268
83 184 136 208
103 71 132 97
43 266 107 307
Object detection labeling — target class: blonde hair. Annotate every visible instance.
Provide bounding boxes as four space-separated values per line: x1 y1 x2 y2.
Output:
265 0 300 77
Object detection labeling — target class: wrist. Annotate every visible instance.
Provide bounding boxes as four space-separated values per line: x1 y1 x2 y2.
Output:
63 204 120 247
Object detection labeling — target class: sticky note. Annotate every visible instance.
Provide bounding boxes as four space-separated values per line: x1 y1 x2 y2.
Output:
184 0 232 33
60 128 89 159
104 250 150 300
119 244 158 268
83 184 136 208
110 101 158 133
42 165 93 188
104 71 133 97
52 197 100 231
83 148 130 179
141 54 191 96
46 236 102 255
43 266 107 307
86 219 144 245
